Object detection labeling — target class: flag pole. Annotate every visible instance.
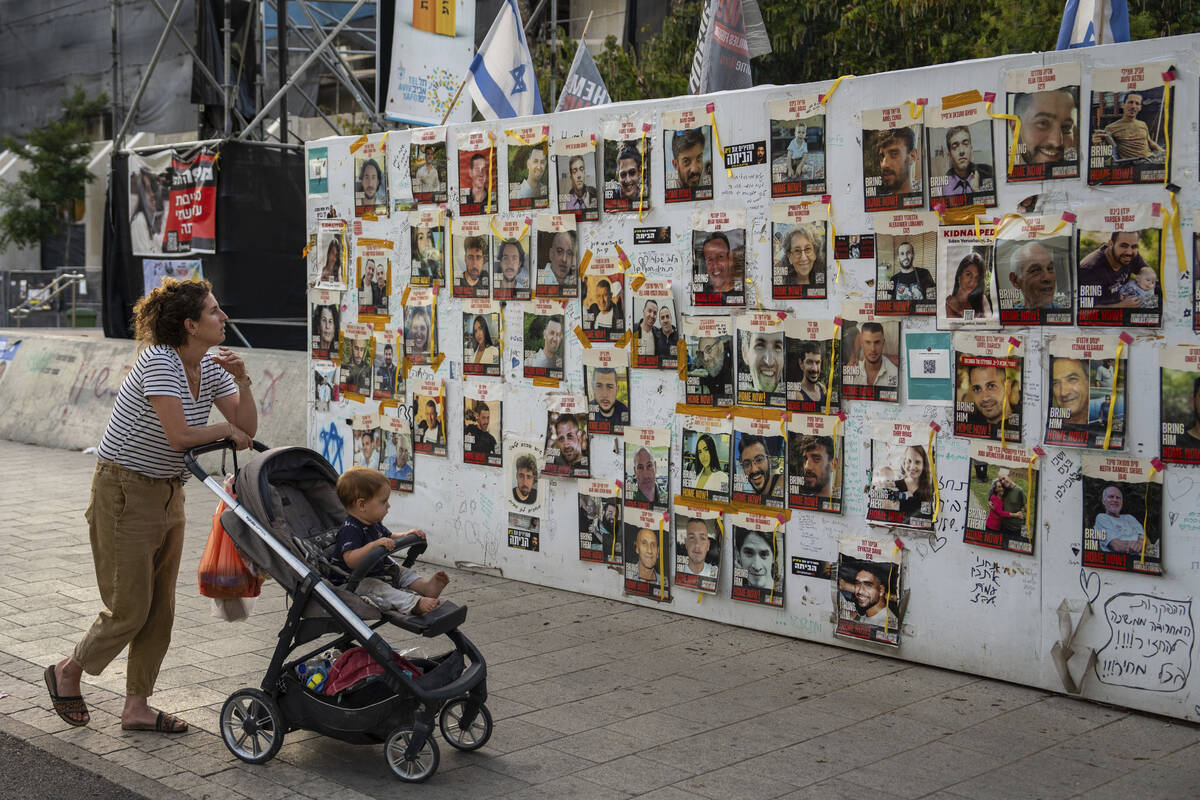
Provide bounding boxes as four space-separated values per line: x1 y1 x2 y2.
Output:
440 77 470 126
579 10 594 43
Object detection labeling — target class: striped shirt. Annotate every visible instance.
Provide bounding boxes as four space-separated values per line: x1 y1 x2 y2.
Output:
97 345 238 479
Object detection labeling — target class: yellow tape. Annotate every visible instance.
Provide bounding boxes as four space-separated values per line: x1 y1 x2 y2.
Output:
629 273 646 292
824 323 840 415
532 376 560 388
574 325 592 348
677 337 689 381
431 352 446 372
1103 339 1125 450
829 215 842 285
578 249 593 277
348 134 368 153
401 285 411 307
1026 454 1037 540
927 427 941 523
638 127 647 223
615 330 631 349
985 101 1021 176
1159 75 1186 273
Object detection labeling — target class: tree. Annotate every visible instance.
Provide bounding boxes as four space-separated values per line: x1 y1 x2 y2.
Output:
0 87 108 263
530 1 1200 104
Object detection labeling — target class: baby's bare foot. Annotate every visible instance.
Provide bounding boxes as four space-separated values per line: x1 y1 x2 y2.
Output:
429 570 450 597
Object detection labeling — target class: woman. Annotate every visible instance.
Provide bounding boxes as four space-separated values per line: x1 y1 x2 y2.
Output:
891 445 933 519
311 304 339 356
130 169 165 255
469 314 499 364
692 433 728 493
358 158 384 206
411 226 443 280
406 306 432 357
985 477 1023 533
318 238 342 284
945 252 992 320
46 278 255 733
779 224 824 287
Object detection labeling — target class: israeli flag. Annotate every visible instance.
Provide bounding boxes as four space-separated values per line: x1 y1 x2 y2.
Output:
1056 0 1130 49
467 0 544 120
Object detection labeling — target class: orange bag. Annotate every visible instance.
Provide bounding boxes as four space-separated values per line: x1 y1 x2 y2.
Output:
198 499 264 599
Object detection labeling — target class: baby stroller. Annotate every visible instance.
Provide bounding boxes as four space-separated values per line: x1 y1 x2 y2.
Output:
184 441 490 782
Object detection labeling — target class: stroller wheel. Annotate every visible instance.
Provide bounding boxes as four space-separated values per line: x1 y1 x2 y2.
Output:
439 699 493 751
220 689 284 764
385 726 440 782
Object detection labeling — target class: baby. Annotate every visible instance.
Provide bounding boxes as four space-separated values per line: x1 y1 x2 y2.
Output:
1120 266 1159 308
333 466 449 615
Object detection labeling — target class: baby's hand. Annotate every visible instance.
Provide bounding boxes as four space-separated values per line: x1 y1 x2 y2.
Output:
414 596 441 615
376 536 396 551
397 528 428 541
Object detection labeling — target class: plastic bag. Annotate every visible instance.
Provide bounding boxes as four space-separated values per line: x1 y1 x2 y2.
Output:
210 596 257 621
198 498 264 599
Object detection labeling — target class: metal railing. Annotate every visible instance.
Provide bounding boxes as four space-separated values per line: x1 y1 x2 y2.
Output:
2 269 101 328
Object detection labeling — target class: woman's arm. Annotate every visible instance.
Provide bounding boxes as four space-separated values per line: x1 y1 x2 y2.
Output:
212 348 258 438
149 395 250 451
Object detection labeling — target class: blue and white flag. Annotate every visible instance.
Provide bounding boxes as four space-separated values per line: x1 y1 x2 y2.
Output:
467 0 543 120
1056 0 1130 49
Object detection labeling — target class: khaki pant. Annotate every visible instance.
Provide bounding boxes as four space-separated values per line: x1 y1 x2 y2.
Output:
73 460 186 697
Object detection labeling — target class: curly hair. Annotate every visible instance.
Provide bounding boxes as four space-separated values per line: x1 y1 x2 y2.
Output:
132 278 213 348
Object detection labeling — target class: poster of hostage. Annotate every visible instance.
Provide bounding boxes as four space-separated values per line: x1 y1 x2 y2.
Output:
788 413 842 515
953 333 1024 443
679 410 733 504
964 441 1039 555
1159 345 1200 465
462 299 502 377
624 426 670 513
769 95 826 197
1044 334 1126 451
926 102 996 209
690 209 747 307
836 534 903 647
523 299 566 381
451 218 490 298
505 437 545 551
632 279 679 370
729 511 785 607
861 106 923 213
874 211 938 316
673 504 722 595
412 378 446 458
456 130 498 216
554 135 599 221
736 311 787 408
937 224 1000 330
602 117 651 215
583 347 630 435
682 314 734 407
1087 61 1173 186
867 419 937 531
506 125 550 212
353 134 389 218
840 302 900 403
408 127 448 205
994 214 1074 326
785 317 839 414
311 219 349 289
1075 203 1162 328
1004 62 1080 182
578 479 621 564
128 145 217 256
383 414 415 493
543 394 590 479
623 507 671 602
661 108 714 203
463 381 502 468
1081 454 1163 575
731 411 787 510
771 202 828 300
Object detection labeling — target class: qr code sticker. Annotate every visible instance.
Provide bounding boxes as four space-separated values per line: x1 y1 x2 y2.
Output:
922 358 937 375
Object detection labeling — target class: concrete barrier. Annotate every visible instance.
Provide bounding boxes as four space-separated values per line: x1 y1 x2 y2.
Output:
0 330 306 452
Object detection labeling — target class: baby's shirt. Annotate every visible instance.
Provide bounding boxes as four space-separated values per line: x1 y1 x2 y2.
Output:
332 516 394 583
1120 280 1158 308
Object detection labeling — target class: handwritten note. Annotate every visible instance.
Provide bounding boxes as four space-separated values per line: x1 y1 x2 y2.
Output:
1095 593 1194 693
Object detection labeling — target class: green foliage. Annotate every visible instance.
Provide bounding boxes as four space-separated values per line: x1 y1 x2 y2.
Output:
529 1 1200 103
0 87 108 253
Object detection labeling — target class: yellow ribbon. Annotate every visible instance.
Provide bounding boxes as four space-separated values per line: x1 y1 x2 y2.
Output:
638 127 648 223
505 127 547 146
999 340 1016 447
708 109 732 178
985 101 1021 176
1159 74 1186 273
657 517 666 596
991 212 1025 244
903 99 925 119
1103 338 1125 450
445 213 454 285
829 209 842 284
927 426 941 523
824 322 840 415
746 278 764 311
819 75 855 106
831 416 843 468
884 540 900 635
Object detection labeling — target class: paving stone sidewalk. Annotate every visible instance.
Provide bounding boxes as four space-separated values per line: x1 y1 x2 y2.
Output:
0 440 1197 800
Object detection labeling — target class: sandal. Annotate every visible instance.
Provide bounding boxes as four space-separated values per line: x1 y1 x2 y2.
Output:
121 710 189 734
44 664 89 727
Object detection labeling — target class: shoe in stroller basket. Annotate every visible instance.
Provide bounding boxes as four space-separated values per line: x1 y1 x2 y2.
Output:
184 441 491 782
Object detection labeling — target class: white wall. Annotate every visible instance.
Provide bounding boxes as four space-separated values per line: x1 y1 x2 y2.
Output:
307 35 1200 721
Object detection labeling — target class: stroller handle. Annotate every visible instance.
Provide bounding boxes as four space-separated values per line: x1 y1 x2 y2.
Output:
184 439 269 481
345 534 429 591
